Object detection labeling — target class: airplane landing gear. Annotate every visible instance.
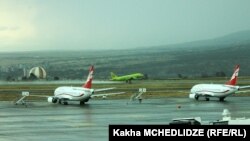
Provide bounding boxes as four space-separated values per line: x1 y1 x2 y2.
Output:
58 100 68 105
126 79 132 84
52 98 57 103
219 97 225 101
80 101 85 105
195 95 199 100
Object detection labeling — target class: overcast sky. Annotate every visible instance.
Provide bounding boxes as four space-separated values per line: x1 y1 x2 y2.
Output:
1 0 250 52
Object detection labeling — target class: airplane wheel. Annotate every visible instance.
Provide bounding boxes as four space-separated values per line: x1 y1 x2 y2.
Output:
205 98 210 101
219 97 225 101
52 98 57 103
80 101 85 105
63 101 68 105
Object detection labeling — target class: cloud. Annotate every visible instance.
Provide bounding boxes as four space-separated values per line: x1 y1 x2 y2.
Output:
0 26 8 31
0 1 37 44
0 26 20 31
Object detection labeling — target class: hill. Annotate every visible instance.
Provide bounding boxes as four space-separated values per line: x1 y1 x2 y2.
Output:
0 30 250 80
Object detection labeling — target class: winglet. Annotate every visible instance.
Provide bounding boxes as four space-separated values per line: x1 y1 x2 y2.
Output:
226 64 239 86
83 65 94 89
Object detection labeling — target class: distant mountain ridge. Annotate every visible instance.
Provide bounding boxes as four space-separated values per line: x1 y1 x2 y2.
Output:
142 30 250 78
109 30 250 78
0 30 250 80
149 30 250 51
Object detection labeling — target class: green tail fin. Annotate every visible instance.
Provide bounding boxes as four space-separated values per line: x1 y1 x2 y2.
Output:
110 72 117 79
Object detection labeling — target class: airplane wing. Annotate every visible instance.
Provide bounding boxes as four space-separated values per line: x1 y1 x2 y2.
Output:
92 87 126 98
94 87 116 92
235 90 250 94
91 92 126 98
25 94 72 101
239 86 250 89
235 86 250 94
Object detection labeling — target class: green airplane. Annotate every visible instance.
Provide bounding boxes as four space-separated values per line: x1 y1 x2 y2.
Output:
110 72 146 84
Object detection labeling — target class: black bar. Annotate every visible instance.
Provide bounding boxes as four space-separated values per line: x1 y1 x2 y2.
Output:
109 125 250 141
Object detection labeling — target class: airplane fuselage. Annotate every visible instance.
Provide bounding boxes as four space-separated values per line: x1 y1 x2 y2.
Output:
189 84 239 100
54 86 93 101
111 73 144 81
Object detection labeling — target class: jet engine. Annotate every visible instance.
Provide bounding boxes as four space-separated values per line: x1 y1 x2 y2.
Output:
189 93 196 99
48 97 58 103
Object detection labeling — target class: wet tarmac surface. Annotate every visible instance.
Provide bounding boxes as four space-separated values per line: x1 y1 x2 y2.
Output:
0 96 250 141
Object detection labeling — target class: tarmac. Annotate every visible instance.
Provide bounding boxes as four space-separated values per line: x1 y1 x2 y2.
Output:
0 96 250 141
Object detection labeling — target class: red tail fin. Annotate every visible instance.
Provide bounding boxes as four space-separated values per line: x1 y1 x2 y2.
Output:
226 65 239 86
83 65 94 89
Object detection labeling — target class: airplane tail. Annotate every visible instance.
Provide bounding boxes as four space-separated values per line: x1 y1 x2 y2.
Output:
110 72 117 79
83 65 94 89
225 64 240 86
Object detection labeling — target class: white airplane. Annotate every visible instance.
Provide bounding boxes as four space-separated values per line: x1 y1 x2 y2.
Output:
189 65 250 101
15 65 125 105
